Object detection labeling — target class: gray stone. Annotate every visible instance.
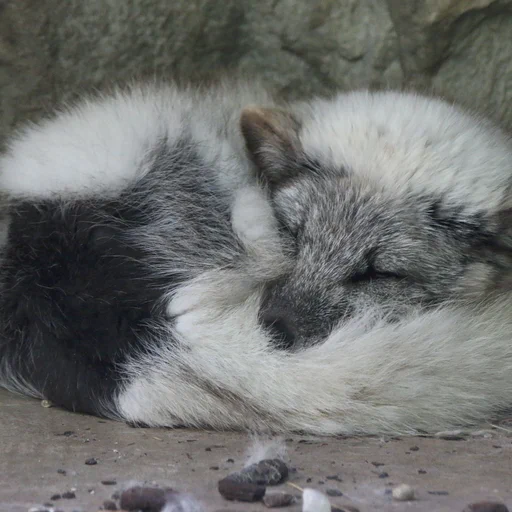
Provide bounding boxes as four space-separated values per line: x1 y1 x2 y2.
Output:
1 0 512 146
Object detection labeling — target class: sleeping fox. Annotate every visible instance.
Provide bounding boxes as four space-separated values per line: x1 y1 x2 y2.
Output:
0 82 511 435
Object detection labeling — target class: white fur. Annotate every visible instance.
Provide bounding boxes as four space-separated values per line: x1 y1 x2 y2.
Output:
244 436 287 466
0 83 269 199
0 89 171 198
299 91 512 213
161 494 204 512
302 489 332 512
119 267 512 435
231 186 280 249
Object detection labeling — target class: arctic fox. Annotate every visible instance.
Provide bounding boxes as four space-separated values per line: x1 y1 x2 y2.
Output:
0 82 511 435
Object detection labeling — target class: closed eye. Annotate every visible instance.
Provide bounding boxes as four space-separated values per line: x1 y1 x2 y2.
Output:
348 265 405 284
275 210 303 241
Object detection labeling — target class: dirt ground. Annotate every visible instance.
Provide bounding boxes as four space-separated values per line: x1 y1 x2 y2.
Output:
1 389 511 512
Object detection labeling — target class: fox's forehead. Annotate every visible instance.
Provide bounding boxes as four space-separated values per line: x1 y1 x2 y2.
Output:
297 91 512 214
274 168 497 267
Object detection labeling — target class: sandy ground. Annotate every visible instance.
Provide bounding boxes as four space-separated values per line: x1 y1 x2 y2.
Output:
1 389 511 512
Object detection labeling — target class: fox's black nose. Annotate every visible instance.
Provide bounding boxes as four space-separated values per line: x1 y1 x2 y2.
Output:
260 311 297 349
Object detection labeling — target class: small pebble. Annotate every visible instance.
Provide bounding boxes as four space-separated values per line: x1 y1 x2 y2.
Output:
378 472 389 479
217 478 266 502
409 446 419 451
302 489 331 512
326 489 343 497
41 400 53 408
56 469 66 475
222 459 289 486
263 492 295 508
371 461 384 467
101 480 117 486
326 475 342 482
418 469 427 474
392 484 415 501
50 494 61 501
462 502 509 512
62 491 76 499
103 500 118 511
84 458 98 465
120 486 172 511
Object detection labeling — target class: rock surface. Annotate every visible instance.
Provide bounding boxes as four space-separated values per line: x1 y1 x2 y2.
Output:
2 390 512 512
1 0 512 145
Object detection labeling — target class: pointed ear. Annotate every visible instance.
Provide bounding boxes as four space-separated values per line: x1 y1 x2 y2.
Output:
240 106 302 185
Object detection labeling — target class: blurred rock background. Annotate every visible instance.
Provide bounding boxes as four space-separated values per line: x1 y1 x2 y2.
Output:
1 0 511 145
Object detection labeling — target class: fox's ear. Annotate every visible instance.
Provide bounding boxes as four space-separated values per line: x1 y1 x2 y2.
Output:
240 106 302 185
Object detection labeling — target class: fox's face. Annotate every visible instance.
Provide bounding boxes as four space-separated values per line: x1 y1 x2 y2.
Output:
240 92 512 349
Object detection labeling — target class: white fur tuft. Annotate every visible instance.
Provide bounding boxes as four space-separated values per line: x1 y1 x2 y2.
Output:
162 494 204 512
244 436 287 467
302 489 332 512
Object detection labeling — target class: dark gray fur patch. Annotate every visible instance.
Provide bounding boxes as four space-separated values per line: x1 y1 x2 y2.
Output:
0 137 244 416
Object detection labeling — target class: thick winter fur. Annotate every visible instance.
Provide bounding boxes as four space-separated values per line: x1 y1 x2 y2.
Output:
0 82 511 435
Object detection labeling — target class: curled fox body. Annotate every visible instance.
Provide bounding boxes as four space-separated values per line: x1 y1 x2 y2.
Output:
0 82 511 435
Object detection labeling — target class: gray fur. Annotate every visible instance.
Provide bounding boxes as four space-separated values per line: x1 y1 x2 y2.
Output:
260 171 511 347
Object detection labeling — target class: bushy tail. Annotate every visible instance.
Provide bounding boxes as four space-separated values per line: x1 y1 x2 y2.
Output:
119 274 512 435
